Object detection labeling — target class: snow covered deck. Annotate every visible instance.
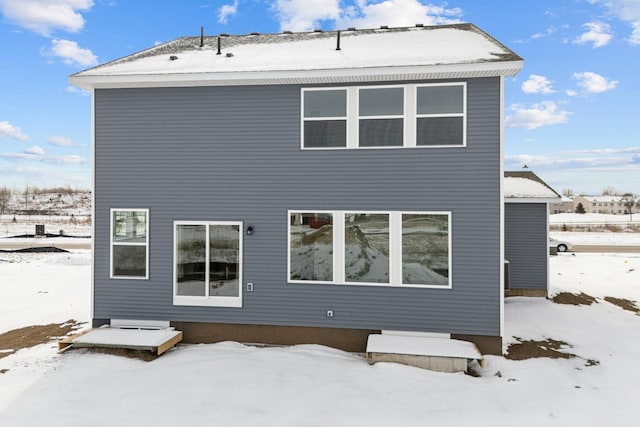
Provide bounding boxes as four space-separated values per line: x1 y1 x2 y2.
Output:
366 333 483 372
59 326 183 356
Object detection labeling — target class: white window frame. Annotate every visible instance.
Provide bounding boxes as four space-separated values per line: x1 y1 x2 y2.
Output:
110 208 149 280
287 210 452 289
301 83 466 150
173 220 243 308
356 85 406 148
415 82 467 148
287 211 337 284
300 87 349 150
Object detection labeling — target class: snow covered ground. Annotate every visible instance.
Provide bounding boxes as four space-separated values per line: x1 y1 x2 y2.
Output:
1 244 639 425
550 231 640 246
550 212 640 225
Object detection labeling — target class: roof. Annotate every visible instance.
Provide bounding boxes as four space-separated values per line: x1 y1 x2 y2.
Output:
504 171 560 203
70 23 523 89
575 195 627 202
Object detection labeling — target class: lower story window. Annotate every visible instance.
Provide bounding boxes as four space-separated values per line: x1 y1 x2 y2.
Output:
289 212 334 282
174 221 242 307
401 213 449 286
110 209 148 279
288 211 451 288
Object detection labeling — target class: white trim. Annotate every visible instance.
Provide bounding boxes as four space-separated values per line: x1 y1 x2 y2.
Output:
69 60 524 90
357 85 405 148
287 211 336 284
301 83 466 150
301 87 348 150
90 89 96 321
109 208 149 280
173 220 243 308
499 76 505 338
415 82 466 148
342 211 390 285
388 212 402 285
288 210 452 289
545 203 551 299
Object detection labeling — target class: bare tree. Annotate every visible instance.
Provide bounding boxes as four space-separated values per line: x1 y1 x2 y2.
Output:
0 187 10 214
562 188 574 197
620 193 638 221
23 186 31 210
602 186 619 196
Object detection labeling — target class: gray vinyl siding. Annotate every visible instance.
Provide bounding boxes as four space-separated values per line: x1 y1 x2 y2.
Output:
93 77 502 337
504 203 548 291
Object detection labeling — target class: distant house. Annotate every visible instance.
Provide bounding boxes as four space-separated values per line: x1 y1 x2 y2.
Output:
504 171 560 296
573 195 632 215
550 195 574 214
70 24 525 355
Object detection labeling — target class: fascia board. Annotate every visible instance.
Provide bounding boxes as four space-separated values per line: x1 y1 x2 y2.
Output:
69 60 524 90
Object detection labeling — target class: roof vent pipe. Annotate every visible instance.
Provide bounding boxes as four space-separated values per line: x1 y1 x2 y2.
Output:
200 26 204 47
217 36 221 55
336 30 341 51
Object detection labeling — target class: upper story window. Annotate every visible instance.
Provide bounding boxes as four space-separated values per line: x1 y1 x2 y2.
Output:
359 87 404 147
301 83 466 149
416 85 465 146
302 89 347 148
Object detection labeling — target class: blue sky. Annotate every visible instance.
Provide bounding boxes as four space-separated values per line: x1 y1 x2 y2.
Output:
0 0 638 195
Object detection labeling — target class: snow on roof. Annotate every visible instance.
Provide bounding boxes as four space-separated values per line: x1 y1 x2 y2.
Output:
70 24 523 89
577 195 629 202
504 171 560 201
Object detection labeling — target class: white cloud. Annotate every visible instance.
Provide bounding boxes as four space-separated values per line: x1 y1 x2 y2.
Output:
24 145 45 156
531 27 556 40
561 146 640 155
574 22 613 47
504 153 633 171
48 38 98 67
335 0 463 30
572 71 618 93
0 0 93 36
565 89 578 97
271 0 463 32
66 85 90 96
0 120 29 141
590 0 640 45
48 136 76 147
52 154 85 164
521 75 555 94
505 101 571 130
0 151 87 164
630 21 640 44
272 0 340 32
218 0 239 24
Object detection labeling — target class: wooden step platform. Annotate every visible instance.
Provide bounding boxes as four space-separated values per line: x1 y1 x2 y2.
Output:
366 333 483 373
59 326 183 356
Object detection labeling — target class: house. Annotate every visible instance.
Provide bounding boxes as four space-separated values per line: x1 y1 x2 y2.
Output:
573 195 632 215
550 195 574 214
70 24 524 356
504 171 560 297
